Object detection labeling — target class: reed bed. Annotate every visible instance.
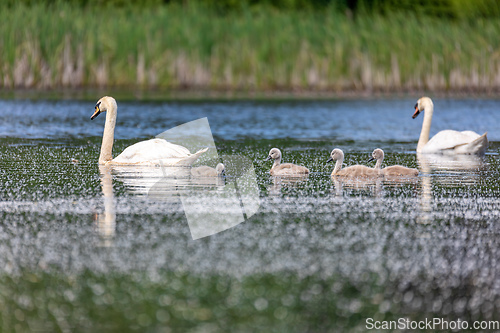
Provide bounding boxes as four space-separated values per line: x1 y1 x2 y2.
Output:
2 3 500 92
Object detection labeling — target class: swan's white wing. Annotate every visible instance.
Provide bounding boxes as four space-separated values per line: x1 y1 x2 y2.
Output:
422 130 481 153
112 138 195 164
460 130 483 139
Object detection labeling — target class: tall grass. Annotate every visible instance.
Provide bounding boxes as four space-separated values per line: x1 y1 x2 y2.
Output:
2 2 500 92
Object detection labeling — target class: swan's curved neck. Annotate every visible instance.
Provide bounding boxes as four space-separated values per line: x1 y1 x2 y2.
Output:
374 158 382 169
332 157 343 175
417 102 434 153
99 107 117 164
272 156 281 169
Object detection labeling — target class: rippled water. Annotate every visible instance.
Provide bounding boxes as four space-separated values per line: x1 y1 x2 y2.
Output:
1 97 500 331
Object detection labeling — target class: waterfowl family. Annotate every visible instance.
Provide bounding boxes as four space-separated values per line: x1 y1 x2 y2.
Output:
413 97 488 155
369 149 419 177
327 148 381 177
266 148 309 176
191 163 225 177
90 95 486 185
91 96 207 165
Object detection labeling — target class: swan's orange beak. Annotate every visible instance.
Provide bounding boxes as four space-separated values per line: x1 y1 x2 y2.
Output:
91 105 101 120
412 103 420 119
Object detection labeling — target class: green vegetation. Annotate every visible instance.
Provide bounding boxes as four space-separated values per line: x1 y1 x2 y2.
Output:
0 268 487 332
4 0 500 19
2 1 500 92
0 270 385 332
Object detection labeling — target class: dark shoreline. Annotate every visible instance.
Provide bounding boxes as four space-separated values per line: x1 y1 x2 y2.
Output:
2 87 500 101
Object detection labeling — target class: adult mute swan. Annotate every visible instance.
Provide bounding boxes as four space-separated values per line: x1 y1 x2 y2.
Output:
413 97 488 155
368 149 419 177
266 148 309 176
327 149 381 177
91 96 208 165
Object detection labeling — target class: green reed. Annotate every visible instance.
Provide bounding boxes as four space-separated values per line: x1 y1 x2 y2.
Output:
2 2 500 92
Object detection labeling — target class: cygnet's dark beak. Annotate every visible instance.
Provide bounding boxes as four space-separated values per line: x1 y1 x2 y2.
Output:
326 157 333 163
367 157 375 163
265 155 272 161
412 103 420 119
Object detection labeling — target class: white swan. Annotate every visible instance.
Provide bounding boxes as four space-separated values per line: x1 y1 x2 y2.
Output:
369 148 419 177
413 97 488 155
191 163 225 177
266 148 309 176
91 96 208 165
327 148 381 177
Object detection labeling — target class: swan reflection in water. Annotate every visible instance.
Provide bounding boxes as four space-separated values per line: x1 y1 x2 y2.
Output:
94 163 225 245
417 153 487 173
417 160 432 225
416 153 488 225
333 153 488 223
111 164 193 197
95 156 259 241
417 153 487 189
331 176 383 197
95 165 116 247
268 174 309 196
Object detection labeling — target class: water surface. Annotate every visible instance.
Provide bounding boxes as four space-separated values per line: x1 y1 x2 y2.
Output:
1 97 499 331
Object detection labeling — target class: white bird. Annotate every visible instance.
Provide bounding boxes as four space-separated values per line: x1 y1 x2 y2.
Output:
413 97 488 155
327 148 381 177
368 148 419 177
91 96 208 165
266 148 309 176
191 163 225 177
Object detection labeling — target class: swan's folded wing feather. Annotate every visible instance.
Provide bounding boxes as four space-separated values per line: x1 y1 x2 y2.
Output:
337 165 380 177
277 163 295 169
272 163 309 175
453 132 488 155
112 138 194 164
460 130 483 140
383 165 419 176
280 163 309 172
422 130 481 153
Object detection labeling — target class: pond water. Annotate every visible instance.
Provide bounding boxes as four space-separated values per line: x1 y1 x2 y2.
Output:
1 97 500 331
